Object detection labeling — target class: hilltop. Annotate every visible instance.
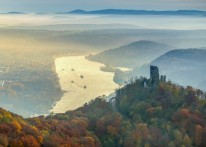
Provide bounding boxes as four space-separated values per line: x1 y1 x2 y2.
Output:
88 40 173 68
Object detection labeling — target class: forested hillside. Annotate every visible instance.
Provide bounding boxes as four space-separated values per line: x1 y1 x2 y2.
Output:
0 78 206 146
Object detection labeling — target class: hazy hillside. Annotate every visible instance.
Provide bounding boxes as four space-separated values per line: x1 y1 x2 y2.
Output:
88 40 173 68
0 78 206 146
1 28 206 52
135 49 206 90
152 49 206 69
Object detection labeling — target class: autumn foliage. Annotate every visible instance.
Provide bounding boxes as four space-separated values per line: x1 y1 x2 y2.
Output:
0 78 206 146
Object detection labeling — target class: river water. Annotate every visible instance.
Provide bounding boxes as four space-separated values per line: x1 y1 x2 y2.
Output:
51 56 119 113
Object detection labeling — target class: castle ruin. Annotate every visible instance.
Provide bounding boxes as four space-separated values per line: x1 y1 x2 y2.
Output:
150 65 159 86
150 65 166 86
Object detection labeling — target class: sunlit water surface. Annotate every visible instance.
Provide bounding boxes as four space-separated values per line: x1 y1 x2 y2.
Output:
51 56 118 113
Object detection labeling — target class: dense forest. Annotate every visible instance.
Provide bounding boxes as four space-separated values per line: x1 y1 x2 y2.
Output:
0 78 206 146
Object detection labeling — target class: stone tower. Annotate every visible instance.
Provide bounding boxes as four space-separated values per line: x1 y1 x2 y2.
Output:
160 75 166 82
150 65 159 86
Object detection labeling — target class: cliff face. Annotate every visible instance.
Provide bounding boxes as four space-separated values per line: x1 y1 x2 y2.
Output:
0 78 206 146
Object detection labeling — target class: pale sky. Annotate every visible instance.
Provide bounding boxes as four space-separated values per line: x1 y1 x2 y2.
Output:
0 0 206 13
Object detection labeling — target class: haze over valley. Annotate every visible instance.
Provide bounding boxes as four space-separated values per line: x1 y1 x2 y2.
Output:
0 12 206 118
0 0 206 144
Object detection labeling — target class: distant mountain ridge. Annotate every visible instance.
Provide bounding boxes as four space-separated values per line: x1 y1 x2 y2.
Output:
88 40 173 68
68 9 206 16
1 10 206 16
1 11 26 14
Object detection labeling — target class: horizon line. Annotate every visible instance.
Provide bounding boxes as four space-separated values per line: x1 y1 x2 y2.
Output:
0 9 206 14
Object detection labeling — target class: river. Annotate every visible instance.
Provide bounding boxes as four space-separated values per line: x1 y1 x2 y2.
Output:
51 56 119 113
